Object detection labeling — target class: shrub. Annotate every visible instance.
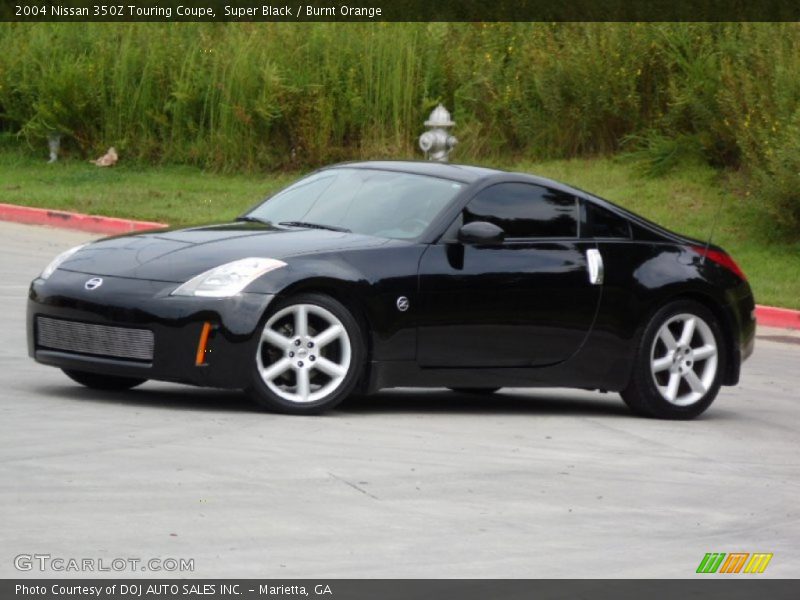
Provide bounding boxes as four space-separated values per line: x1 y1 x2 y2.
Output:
0 21 799 230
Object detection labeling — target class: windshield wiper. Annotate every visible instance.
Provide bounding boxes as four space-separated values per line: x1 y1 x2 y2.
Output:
278 221 351 233
235 215 272 225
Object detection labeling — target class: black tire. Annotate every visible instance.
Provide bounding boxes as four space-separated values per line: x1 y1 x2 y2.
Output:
449 387 501 394
247 293 366 415
621 300 725 420
62 369 147 391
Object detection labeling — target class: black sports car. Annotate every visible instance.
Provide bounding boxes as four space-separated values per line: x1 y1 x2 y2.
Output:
27 161 755 419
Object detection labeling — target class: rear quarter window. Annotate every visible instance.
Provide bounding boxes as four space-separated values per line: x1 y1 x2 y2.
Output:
584 201 632 239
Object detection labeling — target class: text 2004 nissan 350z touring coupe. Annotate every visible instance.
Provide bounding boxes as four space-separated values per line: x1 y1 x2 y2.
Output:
27 161 755 419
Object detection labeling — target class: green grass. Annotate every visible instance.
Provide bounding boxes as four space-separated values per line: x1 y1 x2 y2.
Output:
0 152 295 226
0 151 797 309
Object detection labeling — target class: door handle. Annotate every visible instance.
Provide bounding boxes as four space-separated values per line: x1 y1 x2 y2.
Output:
586 249 604 285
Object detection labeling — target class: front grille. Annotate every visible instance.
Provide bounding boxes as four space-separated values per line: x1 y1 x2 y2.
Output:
36 316 154 362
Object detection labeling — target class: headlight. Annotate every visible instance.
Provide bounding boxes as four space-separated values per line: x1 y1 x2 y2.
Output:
171 257 286 298
41 244 88 280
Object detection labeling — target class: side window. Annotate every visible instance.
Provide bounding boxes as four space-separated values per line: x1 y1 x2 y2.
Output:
464 183 578 238
584 201 631 239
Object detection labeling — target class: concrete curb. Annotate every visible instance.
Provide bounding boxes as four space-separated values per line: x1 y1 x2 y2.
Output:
755 305 800 330
0 202 166 235
1 202 798 330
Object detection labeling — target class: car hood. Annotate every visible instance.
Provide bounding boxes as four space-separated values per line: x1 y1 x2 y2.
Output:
58 222 391 282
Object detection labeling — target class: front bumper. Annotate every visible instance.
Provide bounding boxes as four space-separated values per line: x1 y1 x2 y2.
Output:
27 269 275 389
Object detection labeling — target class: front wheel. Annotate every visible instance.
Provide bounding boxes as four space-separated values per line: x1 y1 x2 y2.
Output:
62 369 147 391
247 293 366 415
621 300 725 420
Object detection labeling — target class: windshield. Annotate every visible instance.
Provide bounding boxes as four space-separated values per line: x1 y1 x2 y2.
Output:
246 168 464 240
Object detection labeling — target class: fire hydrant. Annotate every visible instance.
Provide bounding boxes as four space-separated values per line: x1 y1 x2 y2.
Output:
419 104 457 162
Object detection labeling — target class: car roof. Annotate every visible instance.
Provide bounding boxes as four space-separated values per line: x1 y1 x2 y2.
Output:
324 160 503 183
322 160 599 196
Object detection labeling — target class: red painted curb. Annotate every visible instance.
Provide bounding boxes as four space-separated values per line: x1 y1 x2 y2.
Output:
755 305 800 330
0 202 166 235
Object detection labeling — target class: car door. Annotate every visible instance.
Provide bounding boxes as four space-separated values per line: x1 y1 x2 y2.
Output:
417 182 602 368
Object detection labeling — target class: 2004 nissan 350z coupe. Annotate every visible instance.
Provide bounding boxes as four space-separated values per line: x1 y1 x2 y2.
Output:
27 161 755 419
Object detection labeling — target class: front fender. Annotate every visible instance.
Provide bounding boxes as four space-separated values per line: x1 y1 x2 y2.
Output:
246 246 427 362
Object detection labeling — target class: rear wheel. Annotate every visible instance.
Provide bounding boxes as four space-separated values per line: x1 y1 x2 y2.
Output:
62 369 146 391
248 293 365 414
621 300 724 419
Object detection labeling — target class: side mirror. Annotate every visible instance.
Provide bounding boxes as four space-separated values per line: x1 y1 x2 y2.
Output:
457 221 506 244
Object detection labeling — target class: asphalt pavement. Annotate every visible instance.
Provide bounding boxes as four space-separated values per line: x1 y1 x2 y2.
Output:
0 221 798 578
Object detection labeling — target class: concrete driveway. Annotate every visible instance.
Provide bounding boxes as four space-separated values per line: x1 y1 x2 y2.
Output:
0 221 797 578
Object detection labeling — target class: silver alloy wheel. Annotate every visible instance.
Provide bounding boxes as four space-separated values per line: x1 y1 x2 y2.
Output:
256 303 352 404
650 312 718 406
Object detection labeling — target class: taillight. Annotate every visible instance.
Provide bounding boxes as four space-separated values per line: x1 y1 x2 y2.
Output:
690 245 747 281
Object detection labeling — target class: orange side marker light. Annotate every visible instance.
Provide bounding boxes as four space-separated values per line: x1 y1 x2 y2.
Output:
195 322 212 366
